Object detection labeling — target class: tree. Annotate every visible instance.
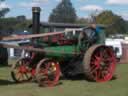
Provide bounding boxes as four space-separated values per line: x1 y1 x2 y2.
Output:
17 15 26 22
14 20 31 31
49 0 77 23
76 18 89 24
0 17 19 35
96 10 127 35
0 0 9 66
0 0 10 18
125 21 128 34
0 17 31 35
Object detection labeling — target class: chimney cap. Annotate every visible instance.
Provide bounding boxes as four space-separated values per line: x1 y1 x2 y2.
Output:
32 7 41 12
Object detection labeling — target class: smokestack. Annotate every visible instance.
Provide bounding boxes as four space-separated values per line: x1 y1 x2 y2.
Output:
32 7 41 34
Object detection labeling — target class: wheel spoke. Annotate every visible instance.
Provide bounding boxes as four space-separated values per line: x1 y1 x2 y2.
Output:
99 51 103 59
94 71 98 80
45 62 50 70
104 58 112 62
106 64 113 74
91 55 100 66
39 69 48 75
101 71 106 80
18 61 22 65
36 59 60 87
24 73 30 79
17 73 23 81
89 46 116 82
94 55 101 61
11 58 32 83
91 65 99 74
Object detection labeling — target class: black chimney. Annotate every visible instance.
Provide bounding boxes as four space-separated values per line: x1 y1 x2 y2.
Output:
32 7 41 34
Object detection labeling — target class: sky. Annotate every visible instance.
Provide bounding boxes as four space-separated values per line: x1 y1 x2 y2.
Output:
0 0 128 21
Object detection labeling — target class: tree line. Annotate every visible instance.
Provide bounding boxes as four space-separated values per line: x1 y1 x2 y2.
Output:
0 0 128 36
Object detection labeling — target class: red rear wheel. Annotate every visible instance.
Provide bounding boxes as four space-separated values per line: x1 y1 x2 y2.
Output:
36 58 61 87
83 45 116 82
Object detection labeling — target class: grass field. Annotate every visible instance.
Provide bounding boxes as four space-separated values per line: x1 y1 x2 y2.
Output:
0 64 128 96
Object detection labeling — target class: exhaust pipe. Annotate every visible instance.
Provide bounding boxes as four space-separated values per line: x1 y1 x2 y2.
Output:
32 7 41 43
32 7 41 34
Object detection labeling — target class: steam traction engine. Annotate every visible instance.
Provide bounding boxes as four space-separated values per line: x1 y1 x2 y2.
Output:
10 7 116 87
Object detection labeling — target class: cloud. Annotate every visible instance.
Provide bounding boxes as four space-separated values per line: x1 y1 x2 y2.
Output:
56 0 60 1
80 5 104 11
0 2 10 10
78 0 88 1
19 2 41 8
19 0 49 8
121 13 128 20
116 12 128 20
33 0 49 3
107 0 128 5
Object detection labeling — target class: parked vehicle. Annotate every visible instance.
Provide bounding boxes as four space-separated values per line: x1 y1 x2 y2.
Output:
105 38 123 61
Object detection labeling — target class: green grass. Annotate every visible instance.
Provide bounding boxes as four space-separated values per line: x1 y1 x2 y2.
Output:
0 64 128 96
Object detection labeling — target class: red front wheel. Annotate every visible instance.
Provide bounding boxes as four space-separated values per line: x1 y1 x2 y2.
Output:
36 58 61 87
11 58 32 83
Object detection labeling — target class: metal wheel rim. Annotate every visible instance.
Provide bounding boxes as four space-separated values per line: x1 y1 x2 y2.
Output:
36 59 60 87
11 58 32 83
90 46 116 82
